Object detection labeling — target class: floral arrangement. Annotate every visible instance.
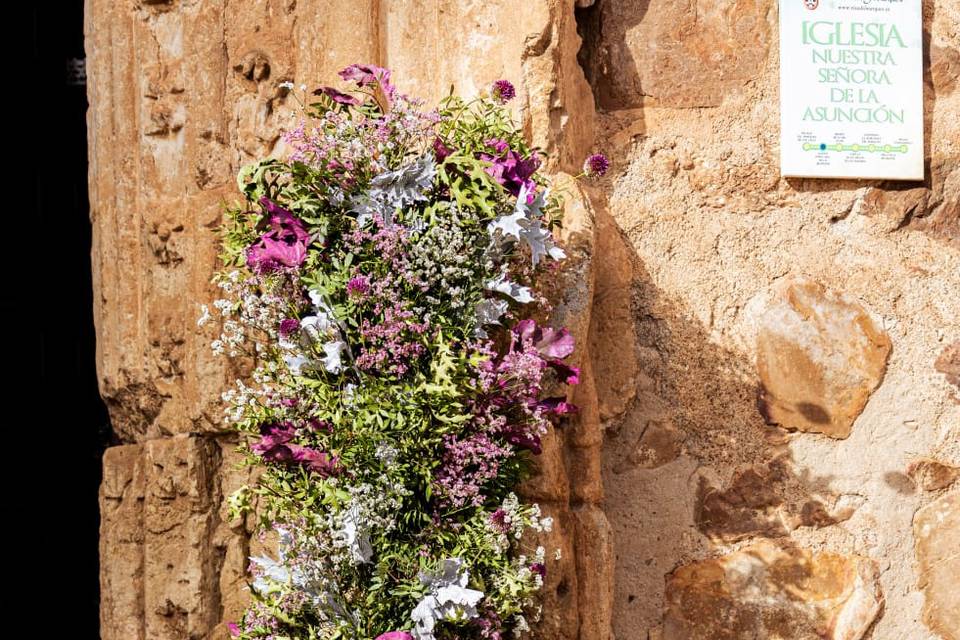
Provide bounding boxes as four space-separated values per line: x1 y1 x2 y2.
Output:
205 64 607 640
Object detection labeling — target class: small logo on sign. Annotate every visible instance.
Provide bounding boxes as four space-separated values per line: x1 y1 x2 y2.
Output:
804 0 819 9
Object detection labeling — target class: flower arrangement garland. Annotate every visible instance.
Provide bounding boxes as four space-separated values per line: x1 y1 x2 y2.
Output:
206 64 607 640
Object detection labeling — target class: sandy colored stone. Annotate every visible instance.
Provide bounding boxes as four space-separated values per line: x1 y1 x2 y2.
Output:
612 418 681 473
577 0 772 109
936 341 960 391
907 458 960 492
756 278 891 438
914 491 960 640
663 541 883 640
588 208 638 421
88 0 960 639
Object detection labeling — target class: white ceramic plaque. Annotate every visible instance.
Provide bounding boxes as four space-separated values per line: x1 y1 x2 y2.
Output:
779 0 923 180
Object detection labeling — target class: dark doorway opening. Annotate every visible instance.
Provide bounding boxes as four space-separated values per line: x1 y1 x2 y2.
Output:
26 2 111 635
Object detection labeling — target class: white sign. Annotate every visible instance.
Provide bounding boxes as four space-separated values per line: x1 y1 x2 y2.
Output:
779 0 923 180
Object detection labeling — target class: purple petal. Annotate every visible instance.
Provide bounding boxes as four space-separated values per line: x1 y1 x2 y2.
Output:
539 397 579 415
536 326 575 359
548 360 580 385
313 86 361 105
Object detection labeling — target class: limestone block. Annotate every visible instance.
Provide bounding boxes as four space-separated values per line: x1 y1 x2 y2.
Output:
756 279 891 438
663 542 883 640
914 491 960 640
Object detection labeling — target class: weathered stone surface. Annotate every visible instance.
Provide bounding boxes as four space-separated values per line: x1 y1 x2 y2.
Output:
577 0 772 109
936 341 960 391
756 279 891 438
589 208 638 421
89 0 960 639
694 460 855 542
914 491 960 640
100 436 239 640
611 418 681 473
663 542 883 640
908 458 960 492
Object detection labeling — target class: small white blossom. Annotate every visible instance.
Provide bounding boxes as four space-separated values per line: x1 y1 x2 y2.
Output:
197 304 211 327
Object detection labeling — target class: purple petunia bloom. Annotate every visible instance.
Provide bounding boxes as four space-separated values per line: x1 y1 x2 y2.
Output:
491 79 516 104
479 139 540 202
375 633 414 640
433 137 453 163
338 64 395 96
287 445 339 476
512 319 575 359
245 198 310 274
583 153 609 178
250 422 338 476
250 422 297 462
530 562 547 579
538 397 579 415
313 86 361 105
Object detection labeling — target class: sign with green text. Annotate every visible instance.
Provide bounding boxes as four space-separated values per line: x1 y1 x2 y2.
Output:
779 0 923 180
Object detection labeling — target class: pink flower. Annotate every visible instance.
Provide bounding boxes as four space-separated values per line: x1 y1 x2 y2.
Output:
478 139 540 201
245 198 310 273
226 622 241 637
313 86 360 105
376 633 414 640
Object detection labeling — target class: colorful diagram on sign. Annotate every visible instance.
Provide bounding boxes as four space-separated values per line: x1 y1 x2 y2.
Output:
802 142 909 153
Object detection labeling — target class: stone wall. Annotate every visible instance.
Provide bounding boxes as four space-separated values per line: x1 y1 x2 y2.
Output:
88 0 958 638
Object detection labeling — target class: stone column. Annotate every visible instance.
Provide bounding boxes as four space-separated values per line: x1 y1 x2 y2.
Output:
86 2 610 638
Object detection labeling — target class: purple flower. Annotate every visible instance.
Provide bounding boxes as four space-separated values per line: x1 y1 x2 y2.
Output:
245 198 310 273
491 79 516 104
307 418 332 432
538 397 578 415
433 137 453 163
490 509 510 534
583 153 609 178
287 445 339 476
338 64 395 96
250 422 338 476
313 86 360 105
479 139 540 201
278 318 300 338
530 562 547 578
501 427 542 454
250 422 297 462
376 633 414 640
346 275 371 297
512 319 575 359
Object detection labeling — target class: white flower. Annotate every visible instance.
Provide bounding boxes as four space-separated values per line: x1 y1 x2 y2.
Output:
321 340 347 373
249 555 290 594
336 502 373 565
554 548 562 561
284 354 310 376
485 272 534 304
279 81 295 90
411 558 485 640
197 304 211 327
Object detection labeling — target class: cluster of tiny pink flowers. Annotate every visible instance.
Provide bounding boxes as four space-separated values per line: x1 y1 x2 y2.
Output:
355 305 430 376
434 432 514 509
